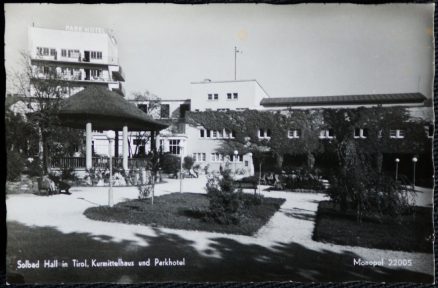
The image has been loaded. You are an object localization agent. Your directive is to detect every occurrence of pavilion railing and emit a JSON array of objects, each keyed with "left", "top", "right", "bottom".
[{"left": 50, "top": 157, "right": 151, "bottom": 169}]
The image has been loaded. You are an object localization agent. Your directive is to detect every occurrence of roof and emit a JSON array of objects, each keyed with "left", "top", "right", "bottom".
[
  {"left": 57, "top": 86, "right": 168, "bottom": 131},
  {"left": 260, "top": 93, "right": 427, "bottom": 107}
]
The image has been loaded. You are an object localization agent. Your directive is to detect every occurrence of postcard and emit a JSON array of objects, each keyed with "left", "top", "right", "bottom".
[{"left": 5, "top": 3, "right": 435, "bottom": 284}]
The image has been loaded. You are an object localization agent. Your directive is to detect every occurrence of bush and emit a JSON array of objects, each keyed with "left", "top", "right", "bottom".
[
  {"left": 183, "top": 156, "right": 194, "bottom": 171},
  {"left": 61, "top": 167, "right": 77, "bottom": 181},
  {"left": 283, "top": 168, "right": 324, "bottom": 191},
  {"left": 326, "top": 141, "right": 416, "bottom": 222},
  {"left": 160, "top": 153, "right": 180, "bottom": 174},
  {"left": 205, "top": 169, "right": 244, "bottom": 225},
  {"left": 7, "top": 151, "right": 25, "bottom": 181}
]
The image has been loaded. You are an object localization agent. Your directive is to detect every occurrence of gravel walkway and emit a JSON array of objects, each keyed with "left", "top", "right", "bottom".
[{"left": 6, "top": 177, "right": 434, "bottom": 278}]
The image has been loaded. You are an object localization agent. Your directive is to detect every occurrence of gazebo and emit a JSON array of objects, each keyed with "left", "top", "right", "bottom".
[{"left": 57, "top": 86, "right": 168, "bottom": 170}]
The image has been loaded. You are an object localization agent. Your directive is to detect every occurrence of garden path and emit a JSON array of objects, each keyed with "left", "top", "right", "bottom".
[{"left": 6, "top": 177, "right": 433, "bottom": 278}]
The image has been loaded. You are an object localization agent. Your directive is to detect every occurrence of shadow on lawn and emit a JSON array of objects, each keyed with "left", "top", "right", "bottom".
[{"left": 7, "top": 221, "right": 433, "bottom": 284}]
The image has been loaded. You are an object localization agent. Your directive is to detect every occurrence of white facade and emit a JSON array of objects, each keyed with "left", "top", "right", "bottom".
[
  {"left": 190, "top": 79, "right": 269, "bottom": 112},
  {"left": 28, "top": 26, "right": 125, "bottom": 97},
  {"left": 27, "top": 26, "right": 126, "bottom": 159}
]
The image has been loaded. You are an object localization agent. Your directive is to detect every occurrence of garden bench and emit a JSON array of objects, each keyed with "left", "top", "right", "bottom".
[{"left": 235, "top": 180, "right": 258, "bottom": 194}]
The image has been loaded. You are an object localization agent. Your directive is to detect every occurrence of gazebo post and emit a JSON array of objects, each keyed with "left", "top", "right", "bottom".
[
  {"left": 122, "top": 125, "right": 128, "bottom": 171},
  {"left": 86, "top": 122, "right": 92, "bottom": 169},
  {"left": 150, "top": 131, "right": 156, "bottom": 152}
]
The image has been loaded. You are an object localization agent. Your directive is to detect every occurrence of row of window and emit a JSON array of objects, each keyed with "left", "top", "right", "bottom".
[
  {"left": 36, "top": 47, "right": 56, "bottom": 56},
  {"left": 258, "top": 127, "right": 433, "bottom": 140},
  {"left": 90, "top": 51, "right": 103, "bottom": 59},
  {"left": 199, "top": 128, "right": 236, "bottom": 139},
  {"left": 207, "top": 93, "right": 239, "bottom": 101},
  {"left": 37, "top": 47, "right": 103, "bottom": 60},
  {"left": 210, "top": 153, "right": 242, "bottom": 162}
]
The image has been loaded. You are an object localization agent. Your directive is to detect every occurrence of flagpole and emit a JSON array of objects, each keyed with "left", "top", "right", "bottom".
[{"left": 234, "top": 46, "right": 237, "bottom": 80}]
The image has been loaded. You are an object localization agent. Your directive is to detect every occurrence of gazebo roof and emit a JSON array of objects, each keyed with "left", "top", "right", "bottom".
[{"left": 57, "top": 86, "right": 168, "bottom": 131}]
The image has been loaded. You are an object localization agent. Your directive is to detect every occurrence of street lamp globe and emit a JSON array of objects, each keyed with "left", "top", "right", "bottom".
[
  {"left": 106, "top": 130, "right": 115, "bottom": 141},
  {"left": 234, "top": 150, "right": 238, "bottom": 156},
  {"left": 412, "top": 157, "right": 418, "bottom": 163},
  {"left": 395, "top": 158, "right": 400, "bottom": 163}
]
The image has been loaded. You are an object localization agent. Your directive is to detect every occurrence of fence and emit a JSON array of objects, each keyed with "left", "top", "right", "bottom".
[{"left": 50, "top": 157, "right": 151, "bottom": 169}]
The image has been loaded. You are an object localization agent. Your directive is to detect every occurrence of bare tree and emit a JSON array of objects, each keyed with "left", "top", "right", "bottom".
[
  {"left": 130, "top": 90, "right": 162, "bottom": 157},
  {"left": 10, "top": 52, "right": 82, "bottom": 173}
]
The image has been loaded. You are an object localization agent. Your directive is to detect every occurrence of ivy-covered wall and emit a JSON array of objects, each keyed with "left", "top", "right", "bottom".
[{"left": 186, "top": 107, "right": 431, "bottom": 171}]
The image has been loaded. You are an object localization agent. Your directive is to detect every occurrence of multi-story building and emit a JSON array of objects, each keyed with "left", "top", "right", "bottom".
[
  {"left": 132, "top": 79, "right": 432, "bottom": 178},
  {"left": 28, "top": 25, "right": 125, "bottom": 97},
  {"left": 10, "top": 26, "right": 127, "bottom": 159}
]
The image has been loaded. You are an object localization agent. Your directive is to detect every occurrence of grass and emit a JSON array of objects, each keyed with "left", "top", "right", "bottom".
[
  {"left": 312, "top": 201, "right": 434, "bottom": 253},
  {"left": 84, "top": 192, "right": 285, "bottom": 236}
]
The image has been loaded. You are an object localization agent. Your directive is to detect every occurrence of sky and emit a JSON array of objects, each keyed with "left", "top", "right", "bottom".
[{"left": 4, "top": 3, "right": 435, "bottom": 100}]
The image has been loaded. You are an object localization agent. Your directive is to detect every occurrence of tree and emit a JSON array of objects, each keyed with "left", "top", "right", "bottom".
[
  {"left": 130, "top": 90, "right": 162, "bottom": 157},
  {"left": 10, "top": 52, "right": 83, "bottom": 173}
]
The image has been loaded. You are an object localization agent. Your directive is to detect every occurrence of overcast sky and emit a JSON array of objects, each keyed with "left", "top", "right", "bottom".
[{"left": 4, "top": 3, "right": 435, "bottom": 100}]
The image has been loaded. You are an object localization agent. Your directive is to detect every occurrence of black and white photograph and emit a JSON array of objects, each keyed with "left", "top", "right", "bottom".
[{"left": 4, "top": 3, "right": 435, "bottom": 284}]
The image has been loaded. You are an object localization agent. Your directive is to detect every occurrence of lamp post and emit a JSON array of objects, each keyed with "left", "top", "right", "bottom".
[
  {"left": 412, "top": 157, "right": 418, "bottom": 191},
  {"left": 179, "top": 141, "right": 185, "bottom": 193},
  {"left": 395, "top": 158, "right": 400, "bottom": 181},
  {"left": 106, "top": 131, "right": 115, "bottom": 207},
  {"left": 234, "top": 150, "right": 239, "bottom": 175}
]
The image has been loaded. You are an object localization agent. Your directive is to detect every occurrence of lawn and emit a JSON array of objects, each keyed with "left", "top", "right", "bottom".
[
  {"left": 312, "top": 201, "right": 434, "bottom": 253},
  {"left": 84, "top": 192, "right": 285, "bottom": 236}
]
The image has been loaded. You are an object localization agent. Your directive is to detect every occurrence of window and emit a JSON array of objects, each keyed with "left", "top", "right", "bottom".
[
  {"left": 137, "top": 104, "right": 148, "bottom": 113},
  {"left": 211, "top": 153, "right": 223, "bottom": 162},
  {"left": 212, "top": 130, "right": 218, "bottom": 138},
  {"left": 193, "top": 153, "right": 206, "bottom": 162},
  {"left": 90, "top": 51, "right": 103, "bottom": 59},
  {"left": 68, "top": 49, "right": 80, "bottom": 58},
  {"left": 233, "top": 154, "right": 242, "bottom": 162},
  {"left": 288, "top": 129, "right": 301, "bottom": 139},
  {"left": 354, "top": 128, "right": 368, "bottom": 139},
  {"left": 200, "top": 129, "right": 205, "bottom": 138},
  {"left": 233, "top": 93, "right": 238, "bottom": 99},
  {"left": 258, "top": 128, "right": 271, "bottom": 139},
  {"left": 227, "top": 93, "right": 232, "bottom": 100},
  {"left": 90, "top": 69, "right": 102, "bottom": 78},
  {"left": 43, "top": 48, "right": 49, "bottom": 55},
  {"left": 208, "top": 94, "right": 213, "bottom": 100},
  {"left": 214, "top": 94, "right": 218, "bottom": 100},
  {"left": 389, "top": 129, "right": 405, "bottom": 139},
  {"left": 206, "top": 130, "right": 211, "bottom": 137},
  {"left": 160, "top": 104, "right": 170, "bottom": 118},
  {"left": 231, "top": 130, "right": 236, "bottom": 138},
  {"left": 50, "top": 49, "right": 56, "bottom": 56},
  {"left": 319, "top": 129, "right": 334, "bottom": 139},
  {"left": 61, "top": 49, "right": 67, "bottom": 57},
  {"left": 169, "top": 139, "right": 181, "bottom": 155}
]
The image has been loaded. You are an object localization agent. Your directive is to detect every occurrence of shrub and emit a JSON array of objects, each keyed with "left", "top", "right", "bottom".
[
  {"left": 61, "top": 167, "right": 77, "bottom": 181},
  {"left": 205, "top": 169, "right": 244, "bottom": 225},
  {"left": 326, "top": 140, "right": 416, "bottom": 222},
  {"left": 160, "top": 153, "right": 180, "bottom": 174},
  {"left": 7, "top": 151, "right": 25, "bottom": 181},
  {"left": 183, "top": 156, "right": 194, "bottom": 171},
  {"left": 283, "top": 168, "right": 324, "bottom": 191}
]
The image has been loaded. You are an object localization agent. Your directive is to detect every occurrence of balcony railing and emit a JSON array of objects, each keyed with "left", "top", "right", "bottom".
[{"left": 50, "top": 157, "right": 151, "bottom": 169}]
